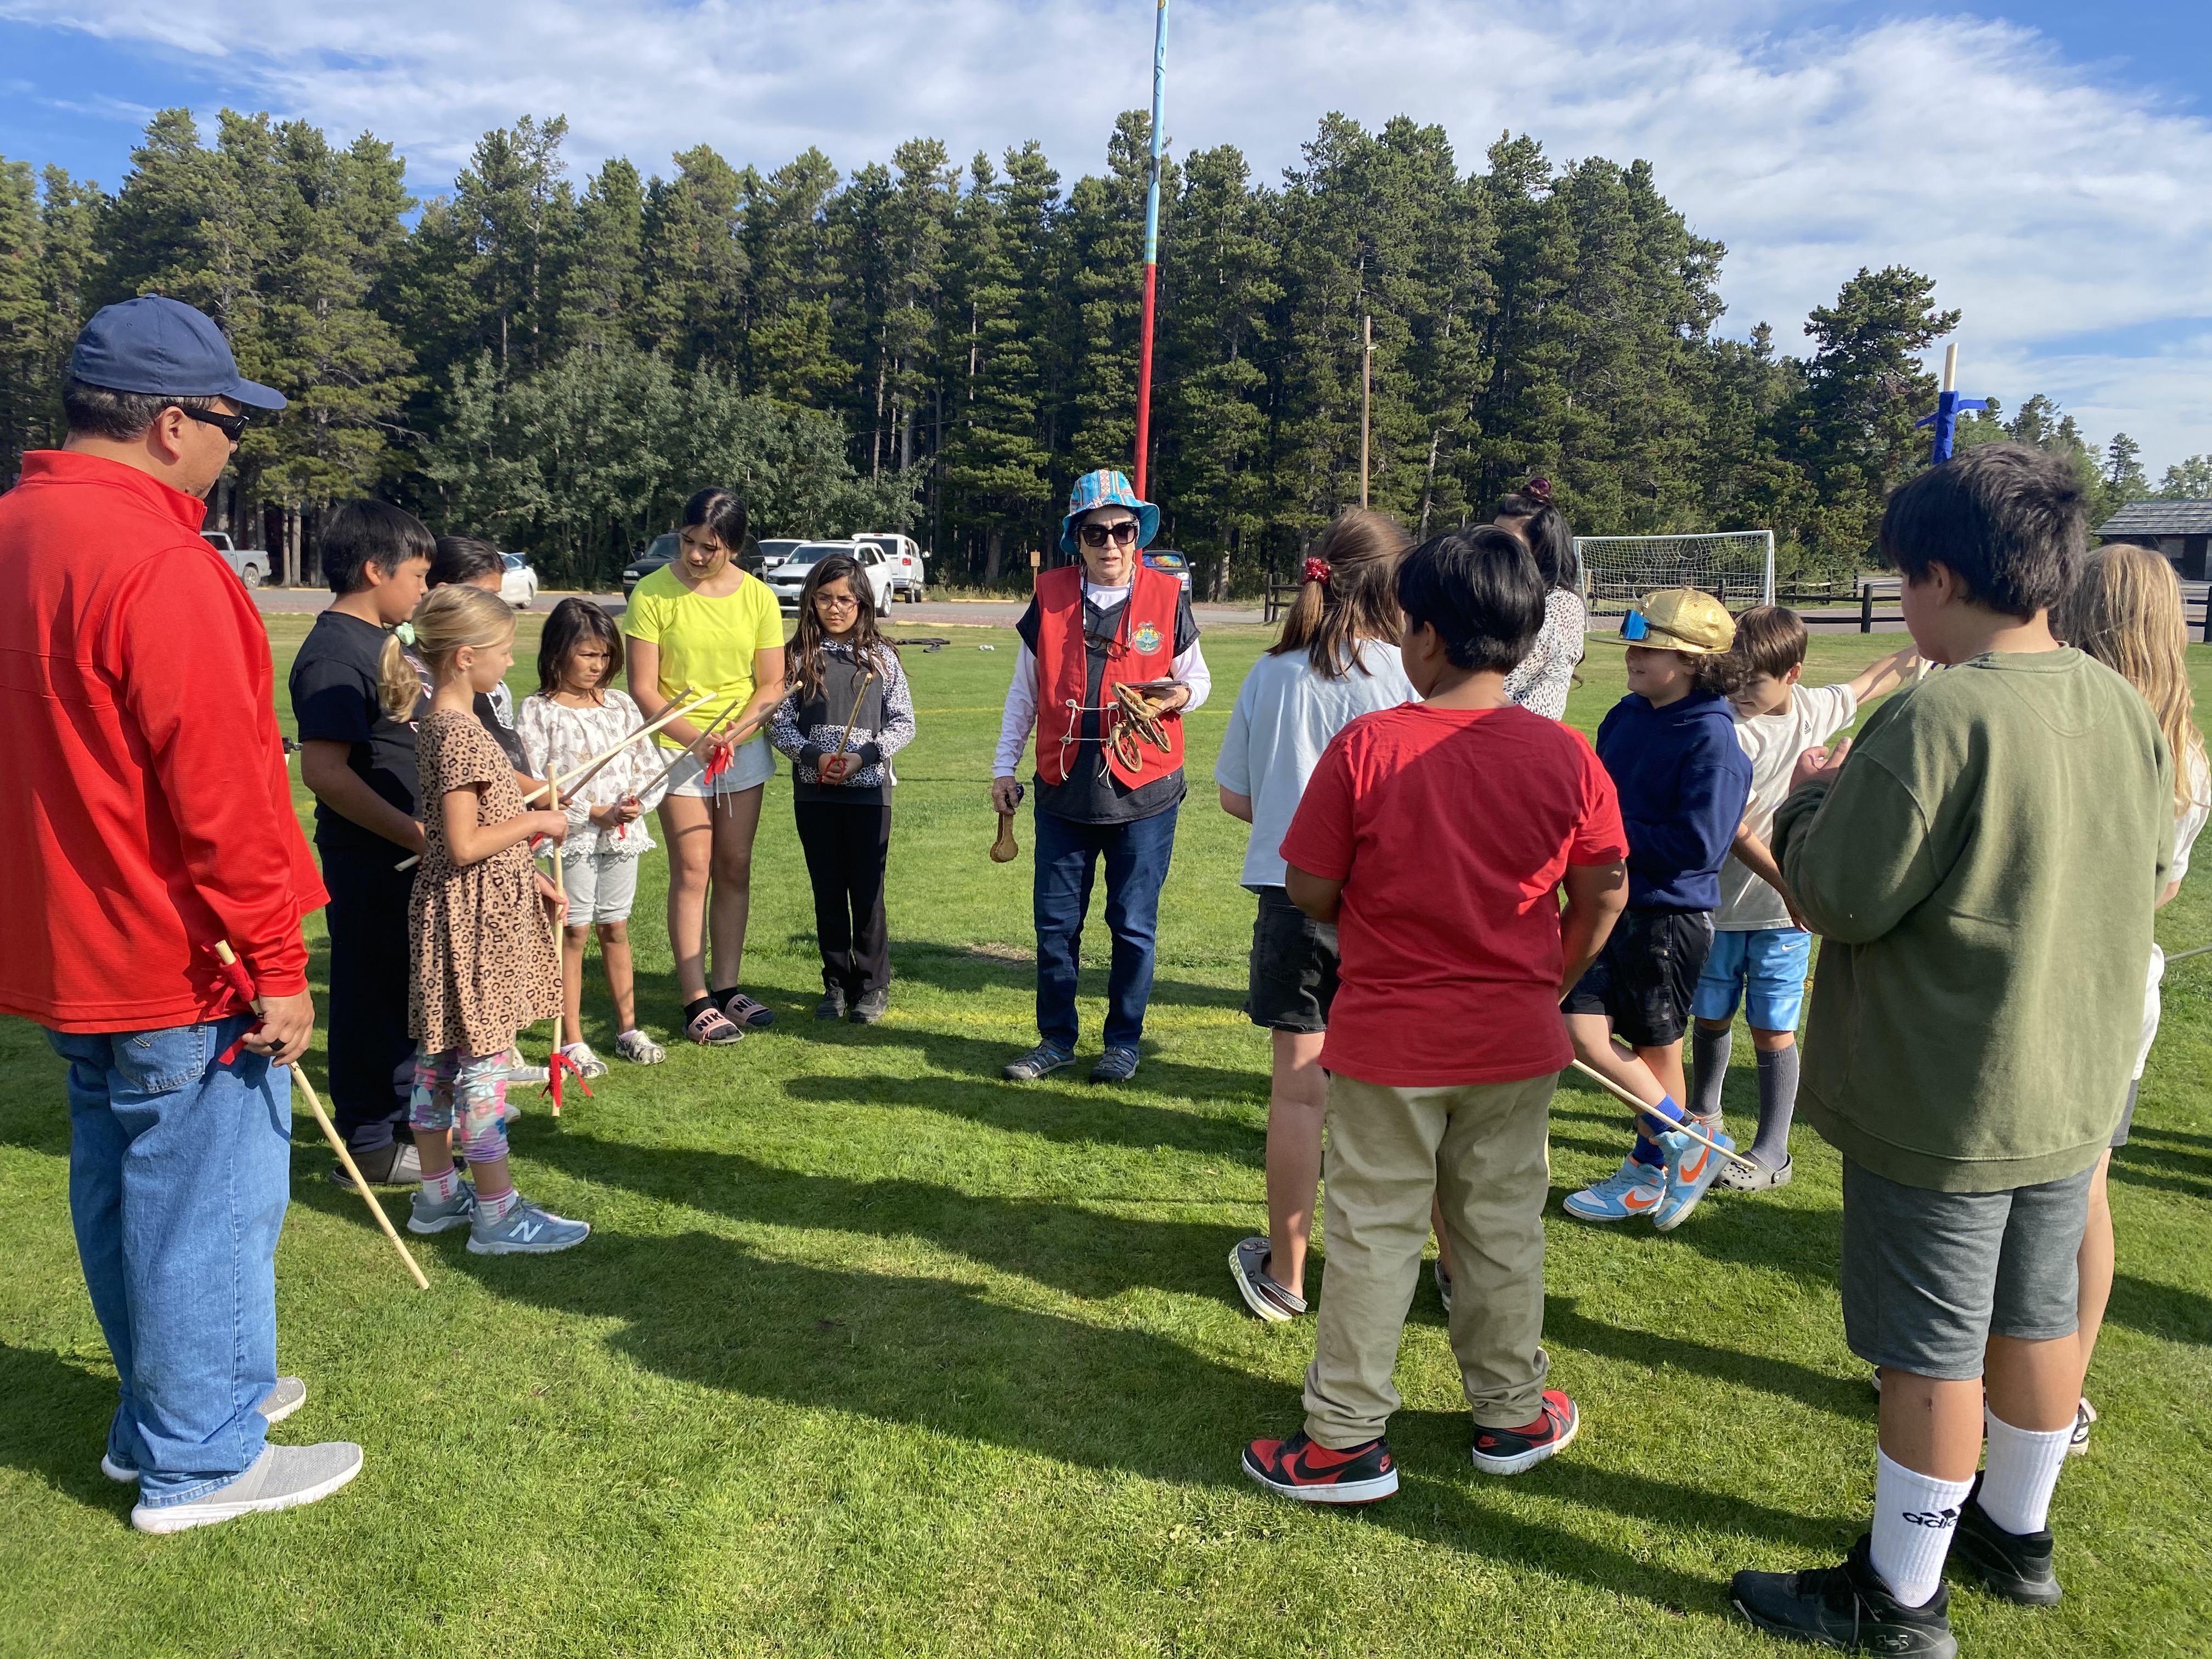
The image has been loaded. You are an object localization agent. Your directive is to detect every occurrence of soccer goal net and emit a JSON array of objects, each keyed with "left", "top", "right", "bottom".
[{"left": 1575, "top": 531, "right": 1775, "bottom": 616}]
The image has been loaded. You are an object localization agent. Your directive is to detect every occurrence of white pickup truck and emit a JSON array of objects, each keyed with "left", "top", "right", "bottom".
[{"left": 200, "top": 531, "right": 270, "bottom": 588}]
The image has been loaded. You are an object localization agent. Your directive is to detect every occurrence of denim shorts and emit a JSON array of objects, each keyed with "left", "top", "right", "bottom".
[
  {"left": 1841, "top": 1158, "right": 2096, "bottom": 1381},
  {"left": 661, "top": 733, "right": 775, "bottom": 797},
  {"left": 1245, "top": 885, "right": 1339, "bottom": 1033},
  {"left": 1690, "top": 926, "right": 1814, "bottom": 1031},
  {"left": 1561, "top": 908, "right": 1714, "bottom": 1048}
]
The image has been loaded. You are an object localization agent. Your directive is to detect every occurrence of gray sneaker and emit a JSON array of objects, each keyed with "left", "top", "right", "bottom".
[
  {"left": 331, "top": 1139, "right": 419, "bottom": 1190},
  {"left": 496, "top": 1046, "right": 550, "bottom": 1085},
  {"left": 1090, "top": 1046, "right": 1141, "bottom": 1084},
  {"left": 558, "top": 1042, "right": 608, "bottom": 1080},
  {"left": 129, "top": 1441, "right": 363, "bottom": 1534},
  {"left": 408, "top": 1178, "right": 478, "bottom": 1235},
  {"left": 468, "top": 1194, "right": 590, "bottom": 1255},
  {"left": 614, "top": 1028, "right": 667, "bottom": 1065},
  {"left": 1002, "top": 1042, "right": 1074, "bottom": 1081},
  {"left": 103, "top": 1378, "right": 309, "bottom": 1483}
]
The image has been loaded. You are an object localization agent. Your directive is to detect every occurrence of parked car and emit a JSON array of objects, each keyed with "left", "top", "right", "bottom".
[
  {"left": 754, "top": 538, "right": 804, "bottom": 573},
  {"left": 622, "top": 533, "right": 679, "bottom": 597},
  {"left": 1142, "top": 549, "right": 1192, "bottom": 595},
  {"left": 200, "top": 530, "right": 270, "bottom": 589},
  {"left": 499, "top": 551, "right": 539, "bottom": 609},
  {"left": 854, "top": 531, "right": 928, "bottom": 601},
  {"left": 766, "top": 541, "right": 895, "bottom": 614}
]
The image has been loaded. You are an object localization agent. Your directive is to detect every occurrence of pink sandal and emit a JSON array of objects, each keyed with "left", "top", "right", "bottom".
[{"left": 684, "top": 1003, "right": 745, "bottom": 1046}]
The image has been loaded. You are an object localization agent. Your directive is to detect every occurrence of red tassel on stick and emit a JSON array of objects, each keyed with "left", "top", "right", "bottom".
[{"left": 543, "top": 1047, "right": 594, "bottom": 1118}]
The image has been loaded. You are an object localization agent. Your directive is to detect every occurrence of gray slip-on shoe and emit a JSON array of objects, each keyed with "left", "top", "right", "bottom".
[
  {"left": 103, "top": 1378, "right": 310, "bottom": 1483},
  {"left": 331, "top": 1140, "right": 420, "bottom": 1190},
  {"left": 129, "top": 1441, "right": 363, "bottom": 1534}
]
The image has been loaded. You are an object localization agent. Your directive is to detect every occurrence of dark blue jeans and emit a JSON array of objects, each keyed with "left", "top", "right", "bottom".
[
  {"left": 47, "top": 1016, "right": 289, "bottom": 1505},
  {"left": 1032, "top": 802, "right": 1179, "bottom": 1053}
]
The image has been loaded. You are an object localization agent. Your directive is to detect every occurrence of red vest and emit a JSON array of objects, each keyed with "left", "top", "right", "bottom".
[{"left": 1031, "top": 563, "right": 1186, "bottom": 788}]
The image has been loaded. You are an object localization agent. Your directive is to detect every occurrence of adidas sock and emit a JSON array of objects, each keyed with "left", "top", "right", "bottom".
[
  {"left": 1751, "top": 1043, "right": 1801, "bottom": 1169},
  {"left": 1690, "top": 1025, "right": 1731, "bottom": 1121},
  {"left": 477, "top": 1185, "right": 521, "bottom": 1225},
  {"left": 420, "top": 1165, "right": 462, "bottom": 1204},
  {"left": 1978, "top": 1407, "right": 2071, "bottom": 1535},
  {"left": 1869, "top": 1448, "right": 1974, "bottom": 1608}
]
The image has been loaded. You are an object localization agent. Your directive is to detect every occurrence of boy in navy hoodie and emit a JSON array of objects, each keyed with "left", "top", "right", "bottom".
[{"left": 1562, "top": 589, "right": 1754, "bottom": 1232}]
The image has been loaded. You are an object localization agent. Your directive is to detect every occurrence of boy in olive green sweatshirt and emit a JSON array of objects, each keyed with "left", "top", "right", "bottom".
[{"left": 1728, "top": 445, "right": 2172, "bottom": 1657}]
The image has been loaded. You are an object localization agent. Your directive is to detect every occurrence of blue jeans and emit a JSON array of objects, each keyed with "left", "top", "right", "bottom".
[
  {"left": 1032, "top": 802, "right": 1179, "bottom": 1052},
  {"left": 47, "top": 1016, "right": 290, "bottom": 1505}
]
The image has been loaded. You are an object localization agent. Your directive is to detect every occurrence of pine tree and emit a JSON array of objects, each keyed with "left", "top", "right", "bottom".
[
  {"left": 738, "top": 149, "right": 844, "bottom": 404},
  {"left": 0, "top": 160, "right": 50, "bottom": 475},
  {"left": 639, "top": 144, "right": 748, "bottom": 367}
]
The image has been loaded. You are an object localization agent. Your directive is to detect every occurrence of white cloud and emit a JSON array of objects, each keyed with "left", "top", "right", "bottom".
[{"left": 8, "top": 0, "right": 2209, "bottom": 466}]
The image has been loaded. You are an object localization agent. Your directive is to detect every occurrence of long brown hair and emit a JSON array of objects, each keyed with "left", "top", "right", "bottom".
[
  {"left": 789, "top": 554, "right": 895, "bottom": 703},
  {"left": 2055, "top": 543, "right": 2207, "bottom": 814},
  {"left": 1267, "top": 508, "right": 1410, "bottom": 679}
]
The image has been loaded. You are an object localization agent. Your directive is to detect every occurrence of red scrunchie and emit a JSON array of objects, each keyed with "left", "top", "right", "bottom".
[
  {"left": 1522, "top": 476, "right": 1554, "bottom": 506},
  {"left": 1301, "top": 556, "right": 1332, "bottom": 585}
]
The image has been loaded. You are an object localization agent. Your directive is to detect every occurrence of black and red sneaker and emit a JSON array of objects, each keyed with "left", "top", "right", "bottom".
[
  {"left": 1470, "top": 1389, "right": 1579, "bottom": 1476},
  {"left": 1242, "top": 1430, "right": 1398, "bottom": 1504}
]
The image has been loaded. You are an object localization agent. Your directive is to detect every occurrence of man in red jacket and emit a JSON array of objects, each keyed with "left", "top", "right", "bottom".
[{"left": 0, "top": 295, "right": 362, "bottom": 1533}]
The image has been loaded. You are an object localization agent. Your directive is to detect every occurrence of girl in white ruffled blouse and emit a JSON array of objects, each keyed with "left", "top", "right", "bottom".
[{"left": 516, "top": 599, "right": 673, "bottom": 1074}]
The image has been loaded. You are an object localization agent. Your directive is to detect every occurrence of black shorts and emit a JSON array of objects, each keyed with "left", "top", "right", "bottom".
[
  {"left": 1246, "top": 886, "right": 1339, "bottom": 1034},
  {"left": 1561, "top": 908, "right": 1714, "bottom": 1048}
]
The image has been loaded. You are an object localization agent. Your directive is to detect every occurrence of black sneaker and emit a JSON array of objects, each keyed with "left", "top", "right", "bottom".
[
  {"left": 1731, "top": 1536, "right": 1959, "bottom": 1657},
  {"left": 1241, "top": 1429, "right": 1397, "bottom": 1505},
  {"left": 849, "top": 989, "right": 889, "bottom": 1025},
  {"left": 815, "top": 986, "right": 848, "bottom": 1020},
  {"left": 1950, "top": 1476, "right": 2061, "bottom": 1606},
  {"left": 1470, "top": 1388, "right": 1578, "bottom": 1475}
]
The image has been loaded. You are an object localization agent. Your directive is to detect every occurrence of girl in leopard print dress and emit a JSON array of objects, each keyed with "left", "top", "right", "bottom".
[{"left": 377, "top": 584, "right": 589, "bottom": 1256}]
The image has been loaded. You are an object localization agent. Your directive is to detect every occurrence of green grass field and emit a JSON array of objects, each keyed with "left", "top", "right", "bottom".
[{"left": 3, "top": 623, "right": 2208, "bottom": 1658}]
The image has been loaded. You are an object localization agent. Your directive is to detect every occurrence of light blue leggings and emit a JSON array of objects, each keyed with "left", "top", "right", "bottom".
[{"left": 409, "top": 1047, "right": 512, "bottom": 1164}]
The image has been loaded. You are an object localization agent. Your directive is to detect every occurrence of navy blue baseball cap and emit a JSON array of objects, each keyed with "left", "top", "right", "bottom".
[{"left": 68, "top": 295, "right": 287, "bottom": 410}]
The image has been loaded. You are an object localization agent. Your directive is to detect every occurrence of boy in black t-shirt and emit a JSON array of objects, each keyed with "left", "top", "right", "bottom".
[{"left": 290, "top": 503, "right": 432, "bottom": 1186}]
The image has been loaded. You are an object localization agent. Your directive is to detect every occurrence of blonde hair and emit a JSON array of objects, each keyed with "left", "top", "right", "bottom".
[
  {"left": 377, "top": 585, "right": 516, "bottom": 718},
  {"left": 2055, "top": 542, "right": 2207, "bottom": 814}
]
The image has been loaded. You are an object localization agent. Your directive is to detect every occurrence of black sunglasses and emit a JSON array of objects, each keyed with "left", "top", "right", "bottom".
[
  {"left": 179, "top": 405, "right": 251, "bottom": 443},
  {"left": 1079, "top": 521, "right": 1139, "bottom": 548}
]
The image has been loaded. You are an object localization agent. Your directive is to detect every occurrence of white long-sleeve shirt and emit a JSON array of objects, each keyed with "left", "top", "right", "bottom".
[{"left": 994, "top": 580, "right": 1211, "bottom": 776}]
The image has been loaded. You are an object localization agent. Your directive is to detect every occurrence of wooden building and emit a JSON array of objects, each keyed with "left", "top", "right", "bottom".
[{"left": 2098, "top": 501, "right": 2212, "bottom": 579}]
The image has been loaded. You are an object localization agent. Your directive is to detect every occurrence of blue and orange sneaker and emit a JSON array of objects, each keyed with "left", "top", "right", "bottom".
[
  {"left": 1562, "top": 1154, "right": 1666, "bottom": 1223},
  {"left": 1471, "top": 1388, "right": 1579, "bottom": 1476},
  {"left": 1652, "top": 1121, "right": 1735, "bottom": 1232},
  {"left": 1242, "top": 1430, "right": 1398, "bottom": 1504}
]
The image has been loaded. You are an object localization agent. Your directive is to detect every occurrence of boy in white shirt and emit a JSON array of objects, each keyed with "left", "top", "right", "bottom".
[{"left": 1690, "top": 608, "right": 1918, "bottom": 1186}]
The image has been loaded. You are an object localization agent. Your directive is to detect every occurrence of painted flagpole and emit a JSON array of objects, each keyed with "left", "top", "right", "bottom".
[{"left": 1132, "top": 0, "right": 1169, "bottom": 498}]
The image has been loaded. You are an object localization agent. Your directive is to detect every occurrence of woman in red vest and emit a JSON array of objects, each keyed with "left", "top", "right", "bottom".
[{"left": 992, "top": 470, "right": 1211, "bottom": 1082}]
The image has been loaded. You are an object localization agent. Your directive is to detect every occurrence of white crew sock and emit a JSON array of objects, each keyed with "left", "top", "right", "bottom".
[
  {"left": 478, "top": 1185, "right": 521, "bottom": 1225},
  {"left": 420, "top": 1165, "right": 461, "bottom": 1204},
  {"left": 1978, "top": 1407, "right": 2072, "bottom": 1535},
  {"left": 1869, "top": 1448, "right": 1974, "bottom": 1608}
]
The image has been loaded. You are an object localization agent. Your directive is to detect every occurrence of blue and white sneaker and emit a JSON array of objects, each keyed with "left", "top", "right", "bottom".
[
  {"left": 1562, "top": 1155, "right": 1667, "bottom": 1223},
  {"left": 467, "top": 1195, "right": 590, "bottom": 1255},
  {"left": 408, "top": 1178, "right": 478, "bottom": 1235},
  {"left": 1652, "top": 1122, "right": 1735, "bottom": 1233}
]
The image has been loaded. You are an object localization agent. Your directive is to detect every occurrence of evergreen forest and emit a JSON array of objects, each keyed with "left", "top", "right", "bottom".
[{"left": 1, "top": 107, "right": 2198, "bottom": 591}]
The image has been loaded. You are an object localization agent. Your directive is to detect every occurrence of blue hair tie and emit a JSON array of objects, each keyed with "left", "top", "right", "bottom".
[{"left": 392, "top": 622, "right": 416, "bottom": 647}]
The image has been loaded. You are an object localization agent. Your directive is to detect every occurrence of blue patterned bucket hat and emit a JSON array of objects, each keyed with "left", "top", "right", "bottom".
[{"left": 1058, "top": 469, "right": 1160, "bottom": 557}]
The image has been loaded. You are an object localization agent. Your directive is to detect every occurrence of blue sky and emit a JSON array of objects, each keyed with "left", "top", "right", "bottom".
[{"left": 3, "top": 1, "right": 2207, "bottom": 472}]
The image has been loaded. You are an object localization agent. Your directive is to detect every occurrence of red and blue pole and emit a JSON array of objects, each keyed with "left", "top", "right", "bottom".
[{"left": 1132, "top": 0, "right": 1169, "bottom": 498}]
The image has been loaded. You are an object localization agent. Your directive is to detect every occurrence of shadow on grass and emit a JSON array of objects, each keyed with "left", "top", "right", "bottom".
[
  {"left": 0, "top": 1344, "right": 126, "bottom": 1520},
  {"left": 2107, "top": 1271, "right": 2212, "bottom": 1346},
  {"left": 466, "top": 1227, "right": 1826, "bottom": 1612},
  {"left": 522, "top": 1132, "right": 1250, "bottom": 1301}
]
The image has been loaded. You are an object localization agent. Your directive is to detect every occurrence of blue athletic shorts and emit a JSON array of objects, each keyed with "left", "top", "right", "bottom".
[{"left": 1690, "top": 927, "right": 1813, "bottom": 1031}]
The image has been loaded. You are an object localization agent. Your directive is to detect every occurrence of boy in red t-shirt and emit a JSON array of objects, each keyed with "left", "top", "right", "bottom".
[{"left": 1241, "top": 527, "right": 1630, "bottom": 1504}]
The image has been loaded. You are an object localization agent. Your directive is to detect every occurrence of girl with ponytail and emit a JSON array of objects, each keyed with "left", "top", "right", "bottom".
[
  {"left": 1218, "top": 509, "right": 1418, "bottom": 1322},
  {"left": 1494, "top": 478, "right": 1585, "bottom": 720}
]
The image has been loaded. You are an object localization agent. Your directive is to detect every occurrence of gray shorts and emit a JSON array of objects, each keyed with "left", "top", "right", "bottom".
[{"left": 1841, "top": 1158, "right": 2095, "bottom": 1381}]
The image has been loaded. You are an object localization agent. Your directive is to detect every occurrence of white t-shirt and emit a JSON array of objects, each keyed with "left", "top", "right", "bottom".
[
  {"left": 1714, "top": 681, "right": 1860, "bottom": 932},
  {"left": 1214, "top": 641, "right": 1418, "bottom": 888},
  {"left": 2135, "top": 741, "right": 2210, "bottom": 1079}
]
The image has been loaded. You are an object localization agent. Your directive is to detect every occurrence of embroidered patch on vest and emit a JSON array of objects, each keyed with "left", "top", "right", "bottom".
[{"left": 1132, "top": 622, "right": 1163, "bottom": 654}]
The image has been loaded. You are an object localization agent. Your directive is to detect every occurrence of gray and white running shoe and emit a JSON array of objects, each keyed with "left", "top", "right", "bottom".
[
  {"left": 614, "top": 1028, "right": 666, "bottom": 1065},
  {"left": 103, "top": 1379, "right": 308, "bottom": 1483},
  {"left": 129, "top": 1441, "right": 363, "bottom": 1534},
  {"left": 408, "top": 1179, "right": 478, "bottom": 1235},
  {"left": 468, "top": 1195, "right": 590, "bottom": 1255}
]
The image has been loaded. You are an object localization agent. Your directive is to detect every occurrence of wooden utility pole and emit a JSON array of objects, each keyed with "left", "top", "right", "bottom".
[{"left": 1359, "top": 313, "right": 1373, "bottom": 508}]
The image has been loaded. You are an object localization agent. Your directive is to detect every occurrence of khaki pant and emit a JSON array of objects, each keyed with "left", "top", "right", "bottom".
[{"left": 1303, "top": 1070, "right": 1557, "bottom": 1448}]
